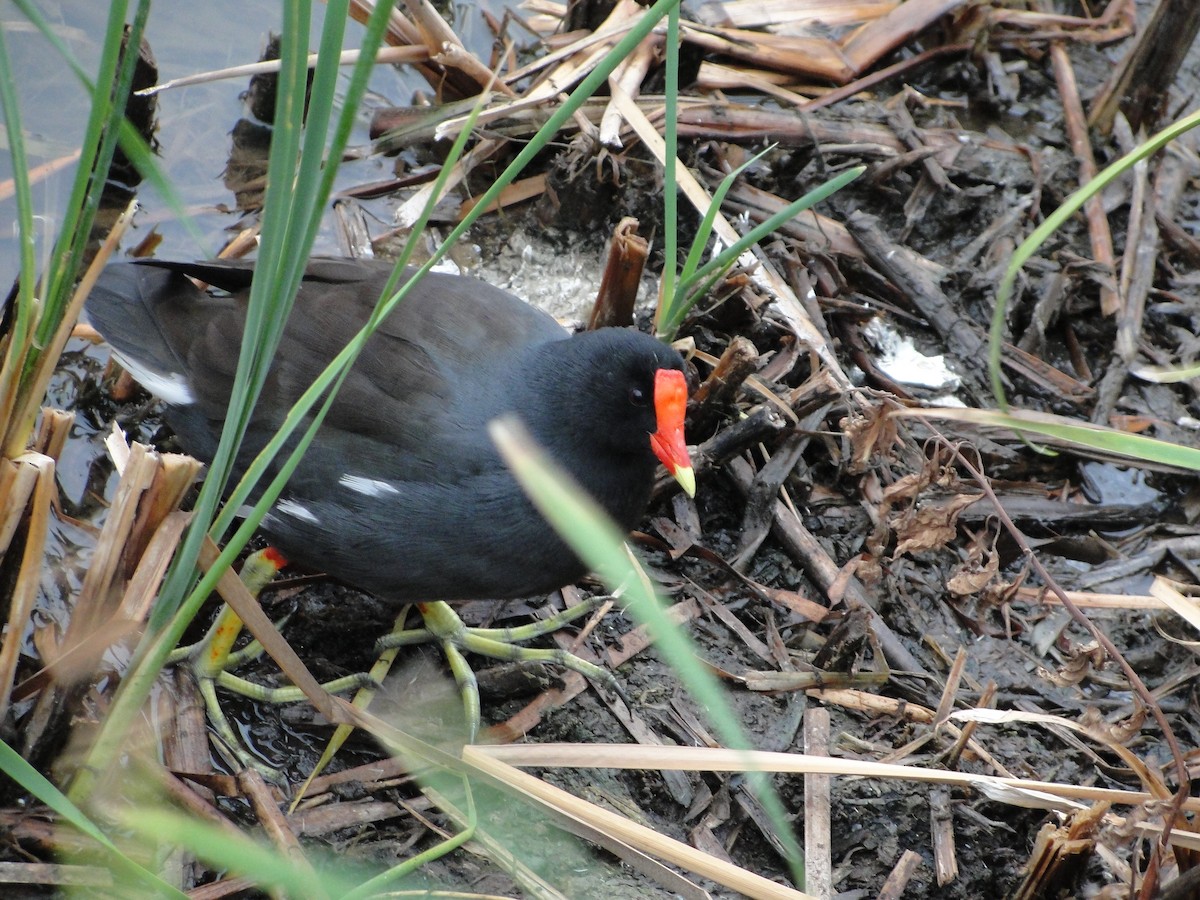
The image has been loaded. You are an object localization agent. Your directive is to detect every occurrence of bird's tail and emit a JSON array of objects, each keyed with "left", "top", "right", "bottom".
[{"left": 85, "top": 263, "right": 205, "bottom": 406}]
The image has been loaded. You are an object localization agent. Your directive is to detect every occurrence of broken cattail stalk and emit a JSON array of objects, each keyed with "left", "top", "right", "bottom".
[
  {"left": 121, "top": 454, "right": 203, "bottom": 582},
  {"left": 0, "top": 455, "right": 42, "bottom": 561},
  {"left": 1011, "top": 803, "right": 1108, "bottom": 900},
  {"left": 589, "top": 218, "right": 648, "bottom": 330},
  {"left": 16, "top": 438, "right": 199, "bottom": 763},
  {"left": 0, "top": 452, "right": 57, "bottom": 721},
  {"left": 690, "top": 336, "right": 759, "bottom": 434},
  {"left": 32, "top": 409, "right": 74, "bottom": 461}
]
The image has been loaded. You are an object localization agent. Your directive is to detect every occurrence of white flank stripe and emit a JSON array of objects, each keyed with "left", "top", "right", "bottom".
[
  {"left": 339, "top": 473, "right": 400, "bottom": 497},
  {"left": 275, "top": 498, "right": 319, "bottom": 524}
]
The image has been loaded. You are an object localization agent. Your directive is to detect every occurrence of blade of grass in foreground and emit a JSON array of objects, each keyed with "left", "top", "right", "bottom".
[
  {"left": 898, "top": 406, "right": 1200, "bottom": 472},
  {"left": 988, "top": 105, "right": 1200, "bottom": 410},
  {"left": 118, "top": 807, "right": 368, "bottom": 898},
  {"left": 0, "top": 740, "right": 185, "bottom": 898},
  {"left": 490, "top": 415, "right": 805, "bottom": 888},
  {"left": 658, "top": 166, "right": 864, "bottom": 341},
  {"left": 72, "top": 0, "right": 398, "bottom": 803}
]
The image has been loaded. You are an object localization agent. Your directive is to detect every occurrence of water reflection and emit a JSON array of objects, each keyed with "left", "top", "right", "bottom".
[{"left": 0, "top": 0, "right": 414, "bottom": 287}]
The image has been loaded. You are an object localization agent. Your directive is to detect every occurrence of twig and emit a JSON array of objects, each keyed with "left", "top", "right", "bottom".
[
  {"left": 926, "top": 428, "right": 1189, "bottom": 899},
  {"left": 1045, "top": 12, "right": 1118, "bottom": 316}
]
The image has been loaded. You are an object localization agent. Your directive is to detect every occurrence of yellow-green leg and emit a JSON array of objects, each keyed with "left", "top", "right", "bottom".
[
  {"left": 174, "top": 551, "right": 622, "bottom": 769},
  {"left": 168, "top": 550, "right": 372, "bottom": 778},
  {"left": 379, "top": 597, "right": 621, "bottom": 741}
]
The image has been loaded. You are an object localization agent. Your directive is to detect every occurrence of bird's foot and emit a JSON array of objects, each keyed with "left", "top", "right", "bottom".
[
  {"left": 172, "top": 553, "right": 622, "bottom": 775},
  {"left": 169, "top": 550, "right": 373, "bottom": 781},
  {"left": 376, "top": 597, "right": 623, "bottom": 741}
]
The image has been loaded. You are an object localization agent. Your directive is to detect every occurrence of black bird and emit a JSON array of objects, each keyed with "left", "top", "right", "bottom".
[
  {"left": 86, "top": 257, "right": 694, "bottom": 604},
  {"left": 88, "top": 257, "right": 696, "bottom": 749}
]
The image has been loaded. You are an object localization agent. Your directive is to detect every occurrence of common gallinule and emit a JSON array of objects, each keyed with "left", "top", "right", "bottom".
[{"left": 87, "top": 256, "right": 695, "bottom": 740}]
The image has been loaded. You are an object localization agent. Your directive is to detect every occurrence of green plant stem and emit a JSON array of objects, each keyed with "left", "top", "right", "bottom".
[
  {"left": 989, "top": 106, "right": 1200, "bottom": 409},
  {"left": 659, "top": 165, "right": 864, "bottom": 340},
  {"left": 658, "top": 5, "right": 680, "bottom": 325},
  {"left": 492, "top": 417, "right": 806, "bottom": 887}
]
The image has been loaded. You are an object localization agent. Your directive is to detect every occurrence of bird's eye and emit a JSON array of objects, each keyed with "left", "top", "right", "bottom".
[{"left": 628, "top": 385, "right": 648, "bottom": 406}]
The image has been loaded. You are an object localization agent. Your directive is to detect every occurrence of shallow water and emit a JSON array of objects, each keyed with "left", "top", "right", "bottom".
[{"left": 1, "top": 0, "right": 419, "bottom": 285}]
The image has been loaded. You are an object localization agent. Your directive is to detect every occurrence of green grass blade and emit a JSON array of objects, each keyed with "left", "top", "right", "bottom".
[
  {"left": 676, "top": 143, "right": 776, "bottom": 287},
  {"left": 989, "top": 106, "right": 1200, "bottom": 409},
  {"left": 0, "top": 21, "right": 38, "bottom": 369},
  {"left": 119, "top": 807, "right": 367, "bottom": 897},
  {"left": 659, "top": 5, "right": 681, "bottom": 321},
  {"left": 1132, "top": 361, "right": 1200, "bottom": 383},
  {"left": 659, "top": 165, "right": 863, "bottom": 338},
  {"left": 41, "top": 0, "right": 151, "bottom": 344},
  {"left": 0, "top": 740, "right": 186, "bottom": 898},
  {"left": 491, "top": 416, "right": 806, "bottom": 888},
  {"left": 901, "top": 406, "right": 1200, "bottom": 471}
]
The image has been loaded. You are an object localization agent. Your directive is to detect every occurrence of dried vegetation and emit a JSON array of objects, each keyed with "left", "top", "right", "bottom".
[{"left": 2, "top": 0, "right": 1200, "bottom": 897}]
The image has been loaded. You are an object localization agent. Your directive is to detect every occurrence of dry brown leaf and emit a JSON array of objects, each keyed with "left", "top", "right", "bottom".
[
  {"left": 1077, "top": 707, "right": 1145, "bottom": 746},
  {"left": 1038, "top": 643, "right": 1106, "bottom": 687},
  {"left": 880, "top": 469, "right": 934, "bottom": 505},
  {"left": 946, "top": 546, "right": 1000, "bottom": 596},
  {"left": 842, "top": 405, "right": 900, "bottom": 474},
  {"left": 893, "top": 494, "right": 981, "bottom": 557},
  {"left": 947, "top": 523, "right": 1001, "bottom": 596}
]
